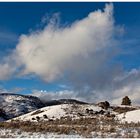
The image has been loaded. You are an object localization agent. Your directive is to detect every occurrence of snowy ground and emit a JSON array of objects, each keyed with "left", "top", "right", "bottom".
[
  {"left": 0, "top": 127, "right": 140, "bottom": 138},
  {"left": 0, "top": 128, "right": 82, "bottom": 138},
  {"left": 1, "top": 103, "right": 140, "bottom": 138},
  {"left": 117, "top": 109, "right": 140, "bottom": 123}
]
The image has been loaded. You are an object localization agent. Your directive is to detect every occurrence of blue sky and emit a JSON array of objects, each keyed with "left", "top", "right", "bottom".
[{"left": 0, "top": 2, "right": 140, "bottom": 103}]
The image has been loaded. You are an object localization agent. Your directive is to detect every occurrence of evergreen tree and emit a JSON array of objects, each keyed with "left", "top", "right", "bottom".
[{"left": 121, "top": 96, "right": 131, "bottom": 106}]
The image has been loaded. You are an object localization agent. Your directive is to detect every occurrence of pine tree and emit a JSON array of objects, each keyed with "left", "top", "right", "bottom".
[{"left": 121, "top": 96, "right": 131, "bottom": 106}]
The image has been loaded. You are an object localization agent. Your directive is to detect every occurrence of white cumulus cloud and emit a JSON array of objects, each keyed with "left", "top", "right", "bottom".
[
  {"left": 0, "top": 3, "right": 140, "bottom": 105},
  {"left": 15, "top": 3, "right": 115, "bottom": 83}
]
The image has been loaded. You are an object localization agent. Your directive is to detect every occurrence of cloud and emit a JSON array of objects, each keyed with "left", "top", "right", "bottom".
[
  {"left": 111, "top": 69, "right": 140, "bottom": 105},
  {"left": 31, "top": 90, "right": 78, "bottom": 102},
  {"left": 0, "top": 64, "right": 14, "bottom": 80},
  {"left": 31, "top": 89, "right": 99, "bottom": 103},
  {"left": 0, "top": 86, "right": 25, "bottom": 94},
  {"left": 0, "top": 4, "right": 117, "bottom": 83},
  {"left": 0, "top": 49, "right": 20, "bottom": 80},
  {"left": 31, "top": 69, "right": 140, "bottom": 105},
  {"left": 15, "top": 3, "right": 116, "bottom": 83},
  {"left": 58, "top": 84, "right": 69, "bottom": 89},
  {"left": 0, "top": 3, "right": 140, "bottom": 104},
  {"left": 111, "top": 84, "right": 140, "bottom": 105}
]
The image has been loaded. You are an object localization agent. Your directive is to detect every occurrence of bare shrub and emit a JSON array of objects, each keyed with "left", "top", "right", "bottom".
[
  {"left": 36, "top": 116, "right": 40, "bottom": 121},
  {"left": 43, "top": 114, "right": 48, "bottom": 119}
]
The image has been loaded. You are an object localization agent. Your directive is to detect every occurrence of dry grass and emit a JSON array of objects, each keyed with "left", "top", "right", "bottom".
[
  {"left": 0, "top": 117, "right": 114, "bottom": 136},
  {"left": 0, "top": 116, "right": 140, "bottom": 138}
]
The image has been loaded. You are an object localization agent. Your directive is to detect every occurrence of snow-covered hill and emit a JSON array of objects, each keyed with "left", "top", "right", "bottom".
[
  {"left": 0, "top": 93, "right": 45, "bottom": 121},
  {"left": 3, "top": 102, "right": 140, "bottom": 138},
  {"left": 1, "top": 92, "right": 139, "bottom": 124},
  {"left": 10, "top": 103, "right": 112, "bottom": 122},
  {"left": 117, "top": 109, "right": 140, "bottom": 123},
  {"left": 0, "top": 93, "right": 92, "bottom": 122}
]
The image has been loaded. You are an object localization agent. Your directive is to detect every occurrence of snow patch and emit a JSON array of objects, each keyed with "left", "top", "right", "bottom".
[{"left": 117, "top": 109, "right": 140, "bottom": 123}]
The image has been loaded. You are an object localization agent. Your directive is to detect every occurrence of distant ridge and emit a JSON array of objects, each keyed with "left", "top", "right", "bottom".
[
  {"left": 0, "top": 93, "right": 45, "bottom": 121},
  {"left": 43, "top": 99, "right": 88, "bottom": 106}
]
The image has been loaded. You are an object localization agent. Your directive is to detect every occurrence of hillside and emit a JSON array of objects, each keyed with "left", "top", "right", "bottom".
[
  {"left": 0, "top": 93, "right": 140, "bottom": 138},
  {"left": 44, "top": 99, "right": 88, "bottom": 106},
  {"left": 3, "top": 103, "right": 140, "bottom": 138},
  {"left": 10, "top": 103, "right": 114, "bottom": 122},
  {"left": 117, "top": 109, "right": 140, "bottom": 123},
  {"left": 0, "top": 93, "right": 90, "bottom": 121},
  {"left": 0, "top": 93, "right": 45, "bottom": 121}
]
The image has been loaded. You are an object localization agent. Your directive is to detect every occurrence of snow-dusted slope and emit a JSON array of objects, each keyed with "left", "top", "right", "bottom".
[
  {"left": 0, "top": 93, "right": 44, "bottom": 121},
  {"left": 117, "top": 109, "right": 140, "bottom": 123},
  {"left": 11, "top": 104, "right": 103, "bottom": 122}
]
